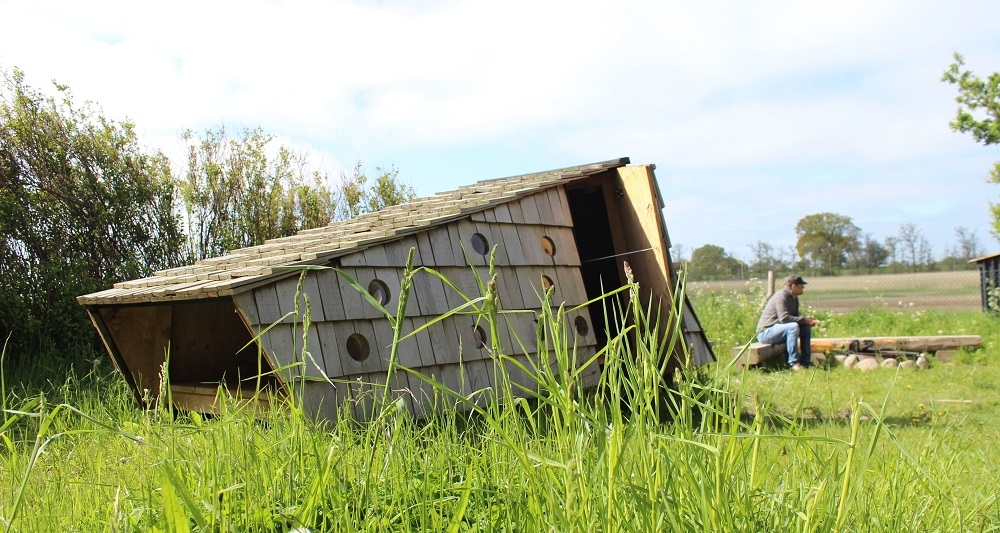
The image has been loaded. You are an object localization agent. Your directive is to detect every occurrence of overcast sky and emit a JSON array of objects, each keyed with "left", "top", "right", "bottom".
[{"left": 2, "top": 0, "right": 999, "bottom": 262}]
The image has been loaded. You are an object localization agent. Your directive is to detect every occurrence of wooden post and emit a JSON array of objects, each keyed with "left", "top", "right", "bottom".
[{"left": 766, "top": 271, "right": 775, "bottom": 298}]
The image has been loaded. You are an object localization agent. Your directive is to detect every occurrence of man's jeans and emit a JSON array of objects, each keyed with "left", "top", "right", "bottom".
[{"left": 758, "top": 322, "right": 811, "bottom": 367}]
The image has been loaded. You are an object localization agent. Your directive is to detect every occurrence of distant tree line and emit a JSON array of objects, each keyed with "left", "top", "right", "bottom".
[
  {"left": 676, "top": 212, "right": 983, "bottom": 281},
  {"left": 0, "top": 68, "right": 414, "bottom": 359}
]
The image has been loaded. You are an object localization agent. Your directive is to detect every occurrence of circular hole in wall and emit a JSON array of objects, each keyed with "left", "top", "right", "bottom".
[
  {"left": 346, "top": 333, "right": 370, "bottom": 362},
  {"left": 368, "top": 279, "right": 391, "bottom": 306},
  {"left": 470, "top": 233, "right": 489, "bottom": 256},
  {"left": 541, "top": 275, "right": 554, "bottom": 291},
  {"left": 469, "top": 324, "right": 487, "bottom": 349},
  {"left": 541, "top": 236, "right": 556, "bottom": 257},
  {"left": 574, "top": 316, "right": 590, "bottom": 337}
]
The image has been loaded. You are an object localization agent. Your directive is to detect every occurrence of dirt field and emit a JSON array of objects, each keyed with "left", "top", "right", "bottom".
[{"left": 688, "top": 270, "right": 982, "bottom": 313}]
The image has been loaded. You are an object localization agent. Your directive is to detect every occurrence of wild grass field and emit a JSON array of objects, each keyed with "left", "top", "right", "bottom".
[{"left": 1, "top": 271, "right": 998, "bottom": 531}]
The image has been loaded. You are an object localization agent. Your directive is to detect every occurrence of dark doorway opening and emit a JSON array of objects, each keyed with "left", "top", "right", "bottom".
[{"left": 566, "top": 184, "right": 623, "bottom": 346}]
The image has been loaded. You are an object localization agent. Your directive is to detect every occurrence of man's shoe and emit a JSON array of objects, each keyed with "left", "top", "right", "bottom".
[{"left": 791, "top": 363, "right": 805, "bottom": 371}]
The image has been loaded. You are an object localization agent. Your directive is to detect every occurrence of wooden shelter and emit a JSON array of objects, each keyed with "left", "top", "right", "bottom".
[
  {"left": 970, "top": 251, "right": 1000, "bottom": 312},
  {"left": 78, "top": 158, "right": 714, "bottom": 420}
]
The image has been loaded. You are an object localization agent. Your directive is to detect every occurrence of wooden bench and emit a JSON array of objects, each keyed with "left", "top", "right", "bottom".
[{"left": 731, "top": 342, "right": 787, "bottom": 369}]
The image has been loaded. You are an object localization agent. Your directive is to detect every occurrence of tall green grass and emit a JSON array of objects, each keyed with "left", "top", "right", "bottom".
[{"left": 0, "top": 263, "right": 998, "bottom": 530}]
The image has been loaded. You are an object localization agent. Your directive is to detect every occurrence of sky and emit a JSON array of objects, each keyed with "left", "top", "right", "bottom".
[{"left": 2, "top": 0, "right": 999, "bottom": 263}]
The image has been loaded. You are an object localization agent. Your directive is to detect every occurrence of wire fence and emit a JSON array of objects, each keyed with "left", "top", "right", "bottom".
[{"left": 686, "top": 270, "right": 983, "bottom": 313}]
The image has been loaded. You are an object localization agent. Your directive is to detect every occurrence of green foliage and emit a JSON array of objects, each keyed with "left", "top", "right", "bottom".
[
  {"left": 179, "top": 126, "right": 338, "bottom": 260},
  {"left": 336, "top": 160, "right": 415, "bottom": 221},
  {"left": 0, "top": 67, "right": 185, "bottom": 356},
  {"left": 687, "top": 243, "right": 747, "bottom": 280},
  {"left": 942, "top": 52, "right": 1000, "bottom": 238},
  {"left": 795, "top": 212, "right": 861, "bottom": 274}
]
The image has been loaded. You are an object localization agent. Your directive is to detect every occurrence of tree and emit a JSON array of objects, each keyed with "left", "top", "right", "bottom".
[
  {"left": 179, "top": 126, "right": 339, "bottom": 260},
  {"left": 336, "top": 161, "right": 415, "bottom": 221},
  {"left": 0, "top": 67, "right": 185, "bottom": 356},
  {"left": 942, "top": 53, "right": 1000, "bottom": 238},
  {"left": 687, "top": 244, "right": 747, "bottom": 280},
  {"left": 847, "top": 233, "right": 888, "bottom": 273},
  {"left": 794, "top": 213, "right": 861, "bottom": 274},
  {"left": 747, "top": 240, "right": 788, "bottom": 276},
  {"left": 955, "top": 226, "right": 982, "bottom": 259},
  {"left": 897, "top": 223, "right": 929, "bottom": 271}
]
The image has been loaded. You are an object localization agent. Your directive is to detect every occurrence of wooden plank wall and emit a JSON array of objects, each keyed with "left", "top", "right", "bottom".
[{"left": 231, "top": 186, "right": 603, "bottom": 420}]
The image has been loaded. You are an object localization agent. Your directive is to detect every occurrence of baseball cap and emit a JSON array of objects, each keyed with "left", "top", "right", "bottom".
[{"left": 785, "top": 274, "right": 807, "bottom": 286}]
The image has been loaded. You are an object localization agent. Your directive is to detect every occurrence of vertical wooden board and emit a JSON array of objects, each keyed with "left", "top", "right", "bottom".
[
  {"left": 385, "top": 236, "right": 421, "bottom": 267},
  {"left": 537, "top": 266, "right": 566, "bottom": 306},
  {"left": 338, "top": 267, "right": 381, "bottom": 320},
  {"left": 363, "top": 245, "right": 390, "bottom": 267},
  {"left": 416, "top": 231, "right": 437, "bottom": 266},
  {"left": 411, "top": 268, "right": 449, "bottom": 316},
  {"left": 406, "top": 317, "right": 437, "bottom": 367},
  {"left": 554, "top": 186, "right": 574, "bottom": 227},
  {"left": 470, "top": 211, "right": 486, "bottom": 222},
  {"left": 494, "top": 311, "right": 519, "bottom": 356},
  {"left": 515, "top": 225, "right": 547, "bottom": 265},
  {"left": 533, "top": 191, "right": 556, "bottom": 226},
  {"left": 338, "top": 249, "right": 367, "bottom": 267},
  {"left": 99, "top": 305, "right": 172, "bottom": 398},
  {"left": 518, "top": 194, "right": 542, "bottom": 225},
  {"left": 483, "top": 209, "right": 497, "bottom": 223},
  {"left": 316, "top": 269, "right": 347, "bottom": 322},
  {"left": 493, "top": 203, "right": 513, "bottom": 224},
  {"left": 426, "top": 315, "right": 461, "bottom": 366},
  {"left": 356, "top": 319, "right": 386, "bottom": 374},
  {"left": 300, "top": 273, "right": 326, "bottom": 322},
  {"left": 493, "top": 267, "right": 525, "bottom": 311},
  {"left": 504, "top": 310, "right": 538, "bottom": 356},
  {"left": 476, "top": 222, "right": 509, "bottom": 266},
  {"left": 301, "top": 325, "right": 326, "bottom": 379},
  {"left": 447, "top": 223, "right": 470, "bottom": 267},
  {"left": 428, "top": 226, "right": 456, "bottom": 266},
  {"left": 315, "top": 322, "right": 345, "bottom": 378},
  {"left": 369, "top": 316, "right": 397, "bottom": 370},
  {"left": 498, "top": 224, "right": 526, "bottom": 265},
  {"left": 261, "top": 323, "right": 300, "bottom": 379},
  {"left": 506, "top": 200, "right": 525, "bottom": 224},
  {"left": 331, "top": 321, "right": 367, "bottom": 377},
  {"left": 456, "top": 219, "right": 489, "bottom": 267},
  {"left": 303, "top": 381, "right": 340, "bottom": 424},
  {"left": 254, "top": 285, "right": 283, "bottom": 325},
  {"left": 274, "top": 276, "right": 303, "bottom": 324},
  {"left": 576, "top": 346, "right": 602, "bottom": 389},
  {"left": 373, "top": 267, "right": 405, "bottom": 316},
  {"left": 393, "top": 319, "right": 422, "bottom": 369},
  {"left": 461, "top": 359, "right": 490, "bottom": 407},
  {"left": 514, "top": 267, "right": 544, "bottom": 309},
  {"left": 233, "top": 291, "right": 261, "bottom": 325},
  {"left": 557, "top": 266, "right": 589, "bottom": 306},
  {"left": 544, "top": 226, "right": 578, "bottom": 267}
]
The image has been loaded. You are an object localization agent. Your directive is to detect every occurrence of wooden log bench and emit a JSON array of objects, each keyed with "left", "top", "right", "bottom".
[{"left": 731, "top": 335, "right": 982, "bottom": 369}]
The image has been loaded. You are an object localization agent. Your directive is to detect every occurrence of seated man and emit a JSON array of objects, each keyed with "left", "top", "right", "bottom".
[{"left": 756, "top": 274, "right": 820, "bottom": 370}]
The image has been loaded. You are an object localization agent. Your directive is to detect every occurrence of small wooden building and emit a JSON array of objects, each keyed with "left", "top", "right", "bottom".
[
  {"left": 78, "top": 158, "right": 714, "bottom": 420},
  {"left": 970, "top": 251, "right": 1000, "bottom": 312}
]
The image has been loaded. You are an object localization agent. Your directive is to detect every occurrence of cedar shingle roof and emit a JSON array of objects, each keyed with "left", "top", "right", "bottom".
[{"left": 77, "top": 158, "right": 629, "bottom": 306}]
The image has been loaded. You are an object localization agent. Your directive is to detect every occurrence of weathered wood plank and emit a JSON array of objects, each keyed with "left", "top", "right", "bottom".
[
  {"left": 314, "top": 322, "right": 345, "bottom": 378},
  {"left": 493, "top": 203, "right": 513, "bottom": 224},
  {"left": 254, "top": 285, "right": 283, "bottom": 325},
  {"left": 811, "top": 335, "right": 982, "bottom": 354},
  {"left": 483, "top": 209, "right": 497, "bottom": 224},
  {"left": 233, "top": 291, "right": 261, "bottom": 325},
  {"left": 339, "top": 249, "right": 367, "bottom": 267},
  {"left": 363, "top": 245, "right": 390, "bottom": 267},
  {"left": 492, "top": 267, "right": 525, "bottom": 311},
  {"left": 498, "top": 224, "right": 526, "bottom": 266},
  {"left": 534, "top": 191, "right": 556, "bottom": 226},
  {"left": 274, "top": 276, "right": 303, "bottom": 324},
  {"left": 316, "top": 269, "right": 347, "bottom": 322},
  {"left": 411, "top": 268, "right": 449, "bottom": 316},
  {"left": 447, "top": 223, "right": 470, "bottom": 266},
  {"left": 507, "top": 200, "right": 525, "bottom": 225},
  {"left": 518, "top": 194, "right": 542, "bottom": 225},
  {"left": 428, "top": 226, "right": 456, "bottom": 266},
  {"left": 416, "top": 230, "right": 438, "bottom": 266},
  {"left": 331, "top": 321, "right": 367, "bottom": 377}
]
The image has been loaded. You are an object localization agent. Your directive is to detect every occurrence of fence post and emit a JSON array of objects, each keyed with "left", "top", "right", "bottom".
[{"left": 766, "top": 271, "right": 775, "bottom": 299}]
